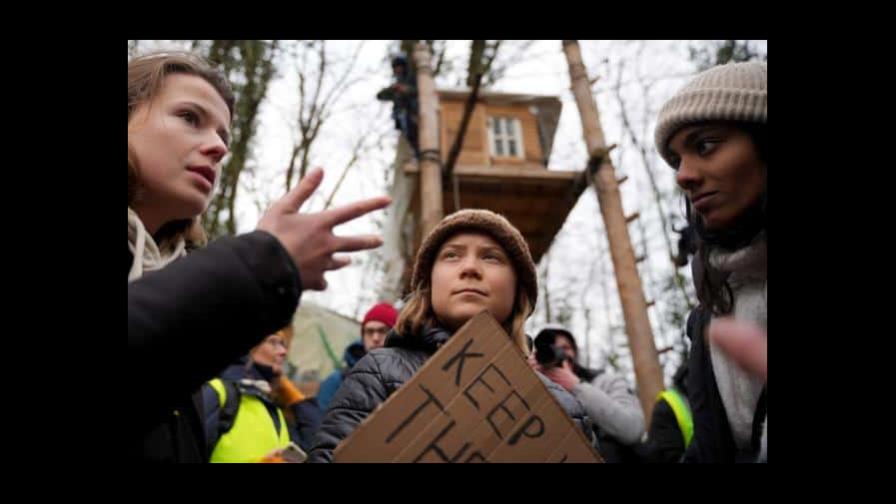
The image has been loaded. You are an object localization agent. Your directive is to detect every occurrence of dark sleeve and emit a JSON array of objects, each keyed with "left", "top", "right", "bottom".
[
  {"left": 682, "top": 307, "right": 737, "bottom": 463},
  {"left": 316, "top": 370, "right": 342, "bottom": 412},
  {"left": 536, "top": 372, "right": 596, "bottom": 446},
  {"left": 129, "top": 230, "right": 301, "bottom": 432},
  {"left": 376, "top": 86, "right": 395, "bottom": 101},
  {"left": 201, "top": 383, "right": 221, "bottom": 455},
  {"left": 307, "top": 354, "right": 390, "bottom": 463},
  {"left": 642, "top": 399, "right": 686, "bottom": 463},
  {"left": 288, "top": 398, "right": 324, "bottom": 452}
]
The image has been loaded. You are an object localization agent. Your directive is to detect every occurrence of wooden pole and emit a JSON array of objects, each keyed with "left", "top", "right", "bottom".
[
  {"left": 413, "top": 41, "right": 444, "bottom": 237},
  {"left": 562, "top": 40, "right": 664, "bottom": 424}
]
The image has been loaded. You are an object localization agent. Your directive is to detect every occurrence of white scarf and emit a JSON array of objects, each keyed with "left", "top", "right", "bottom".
[
  {"left": 128, "top": 207, "right": 187, "bottom": 282},
  {"left": 708, "top": 233, "right": 767, "bottom": 451}
]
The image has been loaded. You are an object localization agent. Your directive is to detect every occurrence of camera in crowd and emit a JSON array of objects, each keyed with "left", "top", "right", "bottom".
[
  {"left": 535, "top": 341, "right": 571, "bottom": 368},
  {"left": 532, "top": 327, "right": 575, "bottom": 368}
]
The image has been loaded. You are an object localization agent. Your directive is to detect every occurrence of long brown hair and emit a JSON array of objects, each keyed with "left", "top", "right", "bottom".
[
  {"left": 688, "top": 121, "right": 767, "bottom": 315},
  {"left": 127, "top": 51, "right": 235, "bottom": 249}
]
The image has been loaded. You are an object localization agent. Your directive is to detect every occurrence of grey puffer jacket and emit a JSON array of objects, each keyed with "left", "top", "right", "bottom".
[
  {"left": 308, "top": 326, "right": 595, "bottom": 463},
  {"left": 571, "top": 371, "right": 645, "bottom": 446}
]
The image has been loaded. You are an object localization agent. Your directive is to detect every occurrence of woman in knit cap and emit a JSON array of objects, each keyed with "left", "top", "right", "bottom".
[
  {"left": 654, "top": 60, "right": 767, "bottom": 462},
  {"left": 128, "top": 51, "right": 390, "bottom": 462},
  {"left": 307, "top": 209, "right": 593, "bottom": 462}
]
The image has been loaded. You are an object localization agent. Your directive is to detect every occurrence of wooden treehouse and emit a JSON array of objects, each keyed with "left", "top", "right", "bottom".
[{"left": 379, "top": 88, "right": 588, "bottom": 300}]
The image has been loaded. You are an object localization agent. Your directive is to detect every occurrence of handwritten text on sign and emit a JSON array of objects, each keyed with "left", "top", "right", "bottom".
[{"left": 333, "top": 312, "right": 601, "bottom": 463}]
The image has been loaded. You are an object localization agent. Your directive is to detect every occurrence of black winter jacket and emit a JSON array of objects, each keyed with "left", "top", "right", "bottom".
[
  {"left": 130, "top": 230, "right": 301, "bottom": 462},
  {"left": 308, "top": 326, "right": 594, "bottom": 463}
]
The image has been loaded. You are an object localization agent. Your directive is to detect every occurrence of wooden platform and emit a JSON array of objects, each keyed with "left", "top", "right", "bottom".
[{"left": 404, "top": 161, "right": 588, "bottom": 263}]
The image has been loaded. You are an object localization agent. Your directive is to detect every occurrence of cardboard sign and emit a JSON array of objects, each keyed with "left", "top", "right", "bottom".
[{"left": 333, "top": 311, "right": 602, "bottom": 463}]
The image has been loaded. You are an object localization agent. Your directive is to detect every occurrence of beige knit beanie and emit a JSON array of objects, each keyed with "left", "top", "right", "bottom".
[{"left": 655, "top": 61, "right": 767, "bottom": 167}]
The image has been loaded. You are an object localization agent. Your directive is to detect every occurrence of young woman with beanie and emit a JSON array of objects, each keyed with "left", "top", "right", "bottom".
[
  {"left": 654, "top": 60, "right": 767, "bottom": 463},
  {"left": 307, "top": 209, "right": 594, "bottom": 462}
]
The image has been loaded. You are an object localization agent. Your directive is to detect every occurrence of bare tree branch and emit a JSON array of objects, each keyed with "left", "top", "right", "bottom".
[
  {"left": 542, "top": 251, "right": 552, "bottom": 323},
  {"left": 323, "top": 124, "right": 391, "bottom": 210},
  {"left": 286, "top": 41, "right": 369, "bottom": 193},
  {"left": 481, "top": 40, "right": 530, "bottom": 87},
  {"left": 612, "top": 59, "right": 693, "bottom": 311},
  {"left": 445, "top": 40, "right": 504, "bottom": 208}
]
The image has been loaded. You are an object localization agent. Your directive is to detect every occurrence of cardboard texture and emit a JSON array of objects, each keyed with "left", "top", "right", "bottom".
[{"left": 333, "top": 311, "right": 602, "bottom": 463}]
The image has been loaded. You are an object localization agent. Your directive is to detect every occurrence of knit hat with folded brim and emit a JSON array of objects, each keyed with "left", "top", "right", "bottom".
[
  {"left": 411, "top": 209, "right": 537, "bottom": 311},
  {"left": 655, "top": 60, "right": 767, "bottom": 168}
]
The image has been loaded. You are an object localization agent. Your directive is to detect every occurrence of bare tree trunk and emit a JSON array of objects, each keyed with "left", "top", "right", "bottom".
[
  {"left": 542, "top": 251, "right": 552, "bottom": 323},
  {"left": 613, "top": 61, "right": 694, "bottom": 311},
  {"left": 413, "top": 42, "right": 443, "bottom": 238},
  {"left": 445, "top": 47, "right": 485, "bottom": 180},
  {"left": 445, "top": 40, "right": 502, "bottom": 180},
  {"left": 284, "top": 144, "right": 301, "bottom": 194},
  {"left": 401, "top": 40, "right": 418, "bottom": 65},
  {"left": 563, "top": 40, "right": 663, "bottom": 425},
  {"left": 203, "top": 40, "right": 278, "bottom": 239},
  {"left": 444, "top": 40, "right": 503, "bottom": 211}
]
